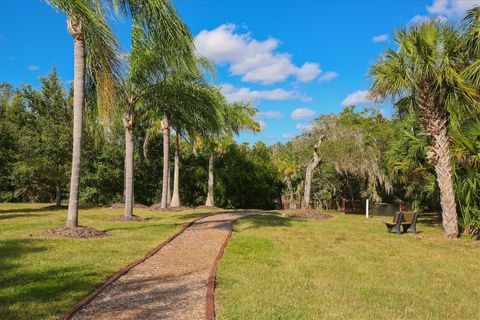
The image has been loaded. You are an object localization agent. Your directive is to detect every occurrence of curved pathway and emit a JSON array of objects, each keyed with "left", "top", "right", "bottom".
[{"left": 70, "top": 211, "right": 251, "bottom": 320}]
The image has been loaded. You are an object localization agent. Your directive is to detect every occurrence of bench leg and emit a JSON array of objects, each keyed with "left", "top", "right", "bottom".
[
  {"left": 395, "top": 224, "right": 401, "bottom": 235},
  {"left": 411, "top": 224, "right": 417, "bottom": 234}
]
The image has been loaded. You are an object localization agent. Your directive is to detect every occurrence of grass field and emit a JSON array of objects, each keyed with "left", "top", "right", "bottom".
[
  {"left": 0, "top": 203, "right": 214, "bottom": 320},
  {"left": 215, "top": 212, "right": 480, "bottom": 320}
]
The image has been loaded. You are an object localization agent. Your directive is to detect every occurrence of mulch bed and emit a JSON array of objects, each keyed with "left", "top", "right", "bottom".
[
  {"left": 110, "top": 203, "right": 149, "bottom": 209},
  {"left": 110, "top": 215, "right": 148, "bottom": 222},
  {"left": 42, "top": 226, "right": 108, "bottom": 238},
  {"left": 285, "top": 210, "right": 333, "bottom": 219}
]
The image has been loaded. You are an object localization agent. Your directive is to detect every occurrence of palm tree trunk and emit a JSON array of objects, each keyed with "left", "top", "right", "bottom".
[
  {"left": 302, "top": 136, "right": 324, "bottom": 209},
  {"left": 286, "top": 178, "right": 294, "bottom": 201},
  {"left": 123, "top": 103, "right": 135, "bottom": 218},
  {"left": 167, "top": 167, "right": 171, "bottom": 205},
  {"left": 160, "top": 113, "right": 170, "bottom": 209},
  {"left": 433, "top": 129, "right": 458, "bottom": 238},
  {"left": 55, "top": 182, "right": 62, "bottom": 208},
  {"left": 418, "top": 89, "right": 459, "bottom": 238},
  {"left": 170, "top": 133, "right": 181, "bottom": 207},
  {"left": 205, "top": 154, "right": 215, "bottom": 207},
  {"left": 66, "top": 17, "right": 84, "bottom": 228}
]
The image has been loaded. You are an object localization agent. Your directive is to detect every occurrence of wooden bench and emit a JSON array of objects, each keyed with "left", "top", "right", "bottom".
[{"left": 384, "top": 211, "right": 419, "bottom": 234}]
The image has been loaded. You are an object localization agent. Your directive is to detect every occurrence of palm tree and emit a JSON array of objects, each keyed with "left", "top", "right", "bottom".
[
  {"left": 370, "top": 21, "right": 478, "bottom": 238},
  {"left": 154, "top": 60, "right": 217, "bottom": 209},
  {"left": 170, "top": 131, "right": 181, "bottom": 207},
  {"left": 143, "top": 80, "right": 220, "bottom": 208},
  {"left": 168, "top": 85, "right": 220, "bottom": 208},
  {"left": 203, "top": 99, "right": 261, "bottom": 207},
  {"left": 46, "top": 0, "right": 119, "bottom": 227},
  {"left": 112, "top": 0, "right": 199, "bottom": 217},
  {"left": 276, "top": 157, "right": 301, "bottom": 202}
]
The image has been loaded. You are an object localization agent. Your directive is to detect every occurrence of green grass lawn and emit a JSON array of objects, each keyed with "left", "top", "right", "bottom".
[
  {"left": 216, "top": 212, "right": 480, "bottom": 320},
  {"left": 0, "top": 203, "right": 214, "bottom": 320}
]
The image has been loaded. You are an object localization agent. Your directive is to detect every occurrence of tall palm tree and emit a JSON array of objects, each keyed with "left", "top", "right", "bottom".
[
  {"left": 370, "top": 21, "right": 478, "bottom": 238},
  {"left": 46, "top": 0, "right": 119, "bottom": 227},
  {"left": 168, "top": 85, "right": 220, "bottom": 208},
  {"left": 203, "top": 99, "right": 261, "bottom": 207},
  {"left": 116, "top": 25, "right": 167, "bottom": 218},
  {"left": 143, "top": 80, "right": 220, "bottom": 208},
  {"left": 153, "top": 60, "right": 217, "bottom": 209},
  {"left": 112, "top": 0, "right": 199, "bottom": 217}
]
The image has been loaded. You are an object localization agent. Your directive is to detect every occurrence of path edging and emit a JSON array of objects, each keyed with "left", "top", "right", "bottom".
[
  {"left": 205, "top": 212, "right": 249, "bottom": 320},
  {"left": 59, "top": 215, "right": 208, "bottom": 320}
]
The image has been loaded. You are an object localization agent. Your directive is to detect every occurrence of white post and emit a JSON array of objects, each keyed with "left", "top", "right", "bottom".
[{"left": 366, "top": 199, "right": 369, "bottom": 218}]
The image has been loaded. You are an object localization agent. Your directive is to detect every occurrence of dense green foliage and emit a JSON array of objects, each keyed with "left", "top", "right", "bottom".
[
  {"left": 273, "top": 107, "right": 394, "bottom": 209},
  {"left": 0, "top": 70, "right": 72, "bottom": 203},
  {"left": 0, "top": 70, "right": 282, "bottom": 209}
]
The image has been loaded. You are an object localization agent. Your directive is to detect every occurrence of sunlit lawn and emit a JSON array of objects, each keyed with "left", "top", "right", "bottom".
[
  {"left": 216, "top": 211, "right": 480, "bottom": 320},
  {"left": 0, "top": 203, "right": 214, "bottom": 320}
]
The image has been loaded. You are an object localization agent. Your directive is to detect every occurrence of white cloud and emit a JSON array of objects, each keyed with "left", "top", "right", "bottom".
[
  {"left": 195, "top": 24, "right": 325, "bottom": 84},
  {"left": 296, "top": 123, "right": 313, "bottom": 132},
  {"left": 300, "top": 95, "right": 313, "bottom": 102},
  {"left": 410, "top": 14, "right": 447, "bottom": 24},
  {"left": 341, "top": 90, "right": 374, "bottom": 106},
  {"left": 409, "top": 1, "right": 478, "bottom": 25},
  {"left": 426, "top": 0, "right": 480, "bottom": 17},
  {"left": 372, "top": 34, "right": 388, "bottom": 43},
  {"left": 410, "top": 15, "right": 431, "bottom": 24},
  {"left": 257, "top": 111, "right": 284, "bottom": 119},
  {"left": 220, "top": 83, "right": 308, "bottom": 103},
  {"left": 319, "top": 71, "right": 338, "bottom": 82},
  {"left": 27, "top": 65, "right": 40, "bottom": 71},
  {"left": 295, "top": 62, "right": 321, "bottom": 82},
  {"left": 282, "top": 133, "right": 295, "bottom": 139},
  {"left": 291, "top": 108, "right": 315, "bottom": 120}
]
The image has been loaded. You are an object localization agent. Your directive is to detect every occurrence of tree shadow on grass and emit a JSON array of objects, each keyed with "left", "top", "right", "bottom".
[
  {"left": 0, "top": 205, "right": 64, "bottom": 215},
  {"left": 0, "top": 213, "right": 49, "bottom": 220},
  {"left": 176, "top": 211, "right": 216, "bottom": 220},
  {"left": 418, "top": 212, "right": 442, "bottom": 227},
  {"left": 102, "top": 223, "right": 179, "bottom": 233},
  {"left": 0, "top": 238, "right": 118, "bottom": 319},
  {"left": 241, "top": 213, "right": 292, "bottom": 230},
  {"left": 0, "top": 239, "right": 48, "bottom": 271}
]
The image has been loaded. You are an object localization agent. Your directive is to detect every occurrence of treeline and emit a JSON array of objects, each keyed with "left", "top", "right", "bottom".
[{"left": 0, "top": 71, "right": 283, "bottom": 209}]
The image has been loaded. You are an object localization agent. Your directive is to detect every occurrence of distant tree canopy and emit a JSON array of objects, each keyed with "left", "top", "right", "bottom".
[{"left": 274, "top": 100, "right": 479, "bottom": 237}]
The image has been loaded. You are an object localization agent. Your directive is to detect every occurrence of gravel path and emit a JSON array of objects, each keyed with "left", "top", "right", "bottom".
[{"left": 70, "top": 211, "right": 251, "bottom": 320}]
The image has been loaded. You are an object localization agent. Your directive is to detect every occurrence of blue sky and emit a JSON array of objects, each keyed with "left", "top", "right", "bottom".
[{"left": 1, "top": 0, "right": 478, "bottom": 144}]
